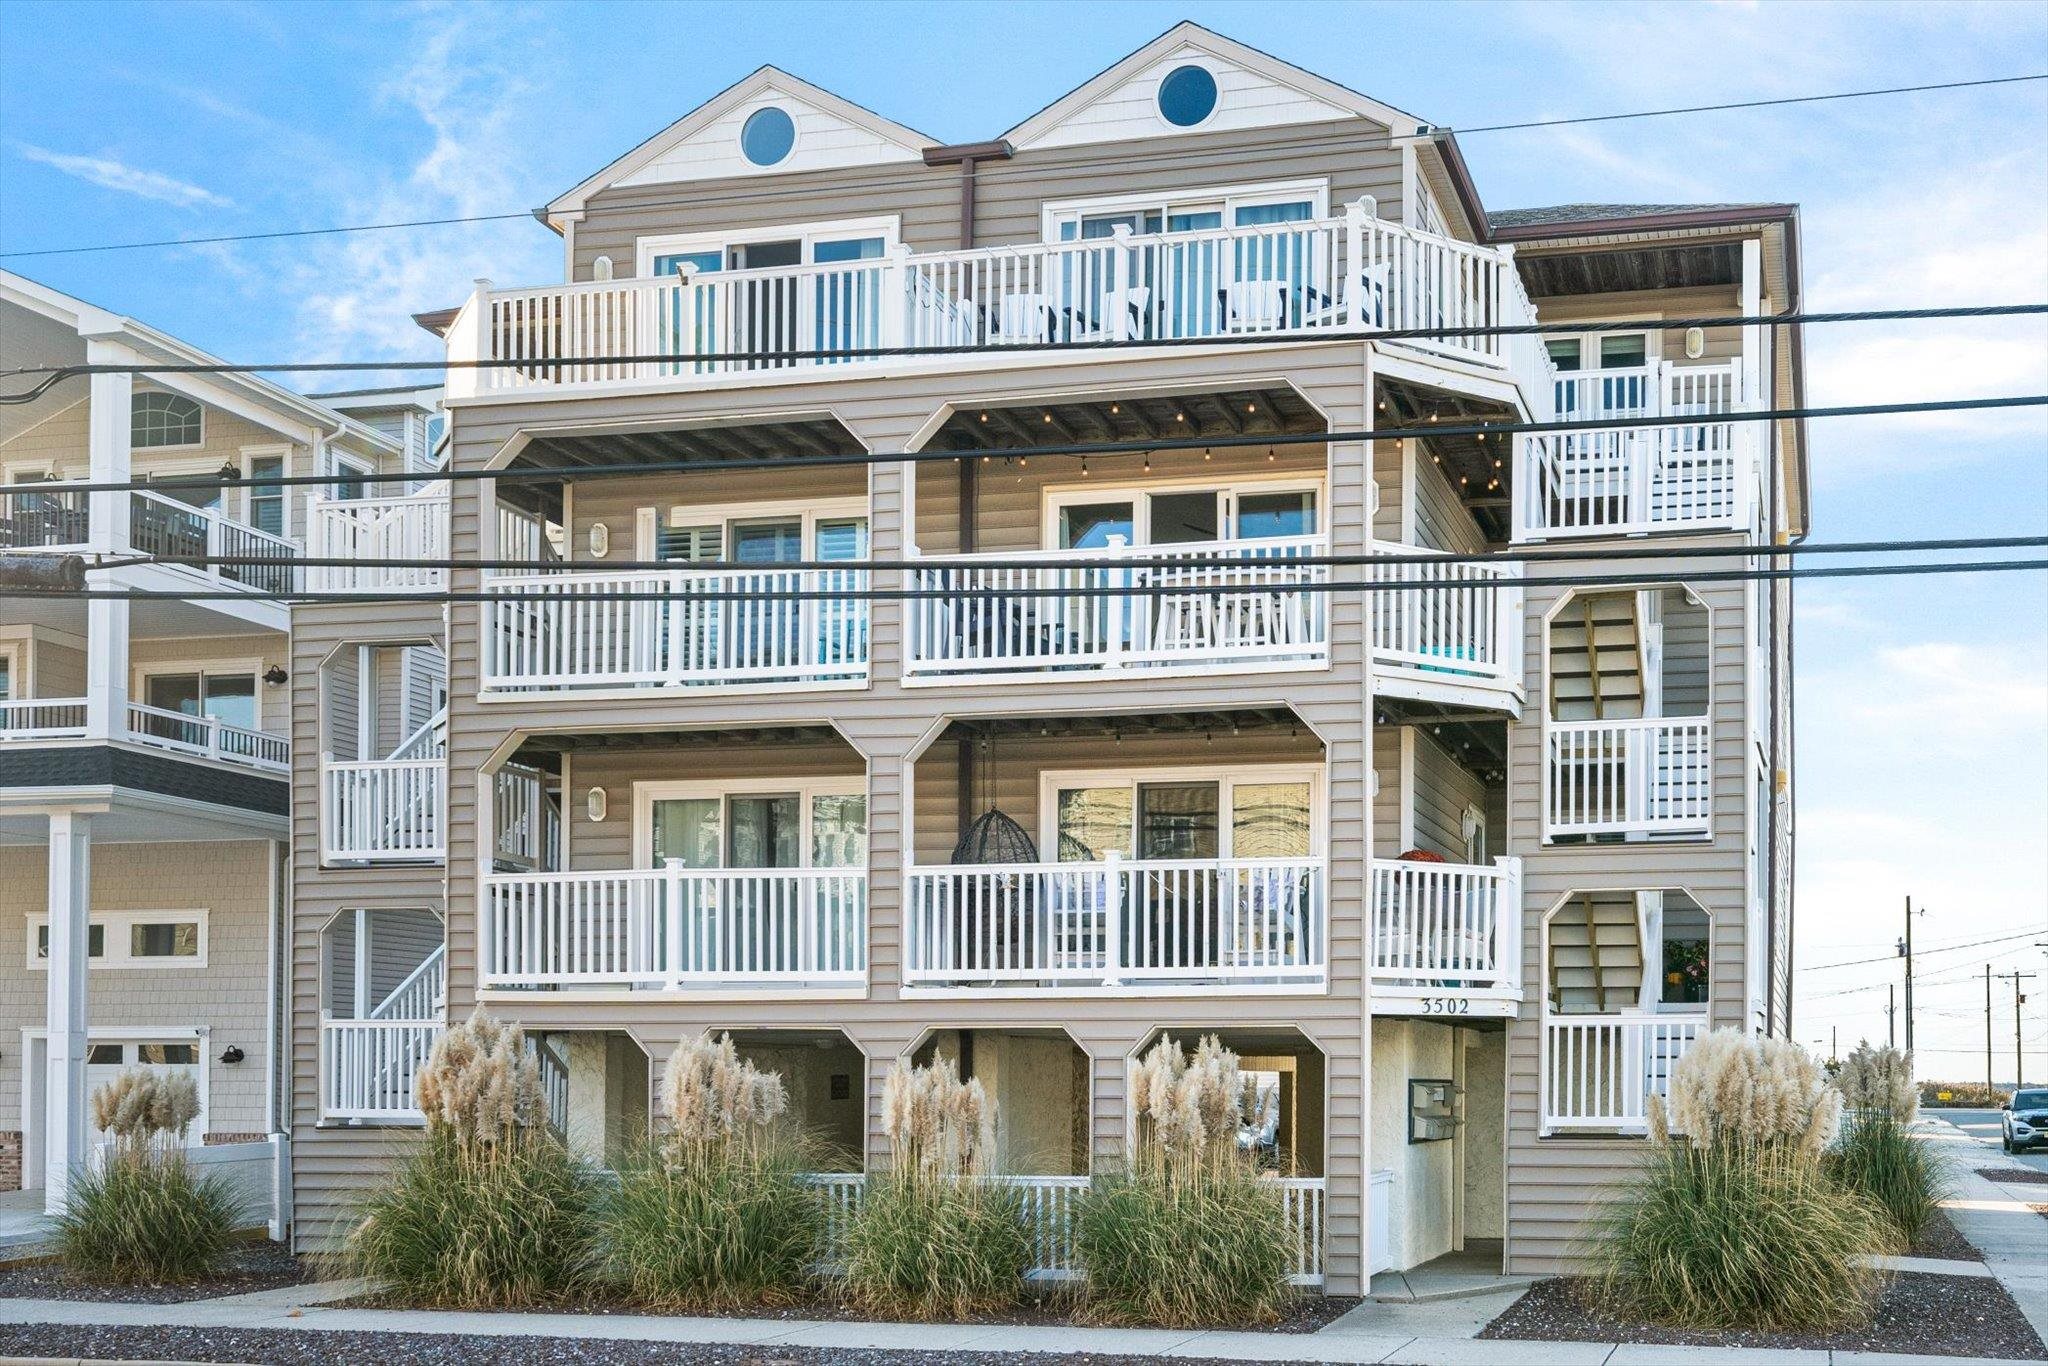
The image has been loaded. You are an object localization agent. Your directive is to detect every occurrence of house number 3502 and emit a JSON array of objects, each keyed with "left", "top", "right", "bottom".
[{"left": 1417, "top": 998, "right": 1471, "bottom": 1015}]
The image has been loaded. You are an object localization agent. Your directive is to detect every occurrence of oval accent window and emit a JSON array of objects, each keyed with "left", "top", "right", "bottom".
[
  {"left": 741, "top": 106, "right": 796, "bottom": 166},
  {"left": 1157, "top": 65, "right": 1218, "bottom": 128}
]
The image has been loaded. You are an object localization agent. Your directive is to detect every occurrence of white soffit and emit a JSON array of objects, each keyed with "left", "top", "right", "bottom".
[{"left": 1003, "top": 23, "right": 1422, "bottom": 153}]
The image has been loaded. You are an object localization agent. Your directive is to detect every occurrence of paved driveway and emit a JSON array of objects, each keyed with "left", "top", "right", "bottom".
[{"left": 1932, "top": 1106, "right": 2048, "bottom": 1173}]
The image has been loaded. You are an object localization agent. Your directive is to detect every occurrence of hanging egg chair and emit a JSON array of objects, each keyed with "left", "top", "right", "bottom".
[{"left": 947, "top": 728, "right": 1040, "bottom": 865}]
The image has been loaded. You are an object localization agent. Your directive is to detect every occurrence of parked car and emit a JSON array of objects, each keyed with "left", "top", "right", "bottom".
[{"left": 2003, "top": 1089, "right": 2048, "bottom": 1152}]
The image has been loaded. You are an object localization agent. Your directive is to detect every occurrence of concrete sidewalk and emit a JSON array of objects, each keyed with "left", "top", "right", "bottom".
[
  {"left": 1925, "top": 1117, "right": 2048, "bottom": 1346},
  {"left": 0, "top": 1286, "right": 2040, "bottom": 1365}
]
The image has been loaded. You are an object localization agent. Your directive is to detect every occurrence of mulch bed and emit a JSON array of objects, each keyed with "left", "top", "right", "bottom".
[
  {"left": 1481, "top": 1272, "right": 2048, "bottom": 1360},
  {"left": 0, "top": 1327, "right": 1203, "bottom": 1366},
  {"left": 339, "top": 1287, "right": 1359, "bottom": 1335},
  {"left": 1908, "top": 1206, "right": 1985, "bottom": 1261},
  {"left": 1980, "top": 1165, "right": 2048, "bottom": 1185},
  {"left": 0, "top": 1241, "right": 309, "bottom": 1303}
]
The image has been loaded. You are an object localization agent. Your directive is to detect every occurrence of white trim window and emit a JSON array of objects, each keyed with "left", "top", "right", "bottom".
[
  {"left": 635, "top": 215, "right": 901, "bottom": 279},
  {"left": 1039, "top": 763, "right": 1323, "bottom": 863},
  {"left": 28, "top": 910, "right": 209, "bottom": 970},
  {"left": 1041, "top": 474, "right": 1321, "bottom": 550},
  {"left": 633, "top": 777, "right": 867, "bottom": 872},
  {"left": 131, "top": 391, "right": 203, "bottom": 449},
  {"left": 240, "top": 446, "right": 289, "bottom": 537},
  {"left": 1547, "top": 330, "right": 1657, "bottom": 419},
  {"left": 1041, "top": 179, "right": 1330, "bottom": 243},
  {"left": 327, "top": 449, "right": 376, "bottom": 502},
  {"left": 136, "top": 664, "right": 261, "bottom": 733},
  {"left": 636, "top": 496, "right": 868, "bottom": 565}
]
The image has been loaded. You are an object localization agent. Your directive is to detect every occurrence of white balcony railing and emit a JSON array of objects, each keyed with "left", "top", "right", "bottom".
[
  {"left": 481, "top": 863, "right": 867, "bottom": 990},
  {"left": 129, "top": 490, "right": 296, "bottom": 593},
  {"left": 1522, "top": 360, "right": 1754, "bottom": 540},
  {"left": 1542, "top": 1013, "right": 1707, "bottom": 1133},
  {"left": 903, "top": 855, "right": 1326, "bottom": 991},
  {"left": 448, "top": 209, "right": 1544, "bottom": 400},
  {"left": 306, "top": 485, "right": 449, "bottom": 593},
  {"left": 126, "top": 702, "right": 290, "bottom": 772},
  {"left": 0, "top": 697, "right": 88, "bottom": 739},
  {"left": 1547, "top": 717, "right": 1713, "bottom": 839},
  {"left": 906, "top": 536, "right": 1327, "bottom": 679},
  {"left": 807, "top": 1173, "right": 1324, "bottom": 1285},
  {"left": 482, "top": 566, "right": 869, "bottom": 693},
  {"left": 1369, "top": 856, "right": 1522, "bottom": 996},
  {"left": 321, "top": 757, "right": 445, "bottom": 862},
  {"left": 319, "top": 1018, "right": 443, "bottom": 1122},
  {"left": 1369, "top": 542, "right": 1522, "bottom": 698}
]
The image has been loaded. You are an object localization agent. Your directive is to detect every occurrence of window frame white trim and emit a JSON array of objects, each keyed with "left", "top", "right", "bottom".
[
  {"left": 1036, "top": 761, "right": 1326, "bottom": 862},
  {"left": 27, "top": 908, "right": 210, "bottom": 970},
  {"left": 634, "top": 215, "right": 902, "bottom": 278},
  {"left": 631, "top": 775, "right": 867, "bottom": 870},
  {"left": 1038, "top": 177, "right": 1330, "bottom": 244},
  {"left": 1544, "top": 328, "right": 1657, "bottom": 373},
  {"left": 633, "top": 495, "right": 869, "bottom": 560},
  {"left": 1153, "top": 57, "right": 1224, "bottom": 133},
  {"left": 132, "top": 655, "right": 267, "bottom": 733},
  {"left": 1039, "top": 471, "right": 1324, "bottom": 550},
  {"left": 237, "top": 443, "right": 292, "bottom": 536},
  {"left": 129, "top": 389, "right": 205, "bottom": 452}
]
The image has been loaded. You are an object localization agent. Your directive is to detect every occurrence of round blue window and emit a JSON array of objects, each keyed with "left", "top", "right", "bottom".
[
  {"left": 741, "top": 107, "right": 796, "bottom": 166},
  {"left": 1157, "top": 65, "right": 1218, "bottom": 128}
]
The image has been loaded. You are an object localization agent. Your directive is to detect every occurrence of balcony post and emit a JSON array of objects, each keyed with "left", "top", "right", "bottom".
[
  {"left": 1101, "top": 850, "right": 1123, "bottom": 987},
  {"left": 1109, "top": 224, "right": 1134, "bottom": 342},
  {"left": 83, "top": 341, "right": 131, "bottom": 556},
  {"left": 1495, "top": 856, "right": 1523, "bottom": 995},
  {"left": 42, "top": 810, "right": 91, "bottom": 1213},
  {"left": 663, "top": 857, "right": 685, "bottom": 991},
  {"left": 1343, "top": 197, "right": 1374, "bottom": 331},
  {"left": 82, "top": 594, "right": 128, "bottom": 743},
  {"left": 879, "top": 243, "right": 910, "bottom": 353},
  {"left": 1103, "top": 534, "right": 1128, "bottom": 670},
  {"left": 443, "top": 279, "right": 492, "bottom": 401}
]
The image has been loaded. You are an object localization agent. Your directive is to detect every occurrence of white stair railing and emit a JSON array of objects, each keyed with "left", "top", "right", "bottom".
[
  {"left": 1541, "top": 1014, "right": 1707, "bottom": 1133},
  {"left": 1546, "top": 717, "right": 1713, "bottom": 839},
  {"left": 368, "top": 944, "right": 446, "bottom": 1022},
  {"left": 904, "top": 856, "right": 1326, "bottom": 989},
  {"left": 322, "top": 756, "right": 445, "bottom": 861},
  {"left": 319, "top": 1019, "right": 442, "bottom": 1121}
]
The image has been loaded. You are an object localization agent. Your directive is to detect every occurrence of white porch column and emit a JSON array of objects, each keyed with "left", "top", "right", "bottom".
[
  {"left": 44, "top": 811, "right": 92, "bottom": 1213},
  {"left": 83, "top": 591, "right": 129, "bottom": 741},
  {"left": 84, "top": 343, "right": 132, "bottom": 556}
]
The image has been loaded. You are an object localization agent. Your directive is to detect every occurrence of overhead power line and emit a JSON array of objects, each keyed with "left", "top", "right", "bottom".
[
  {"left": 5, "top": 304, "right": 2045, "bottom": 391},
  {"left": 2, "top": 72, "right": 2040, "bottom": 260},
  {"left": 1804, "top": 929, "right": 2048, "bottom": 973},
  {"left": 8, "top": 556, "right": 2044, "bottom": 605},
  {"left": 15, "top": 392, "right": 2048, "bottom": 495}
]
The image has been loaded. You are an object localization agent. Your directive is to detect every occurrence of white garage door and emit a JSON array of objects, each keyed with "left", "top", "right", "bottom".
[{"left": 84, "top": 1041, "right": 204, "bottom": 1147}]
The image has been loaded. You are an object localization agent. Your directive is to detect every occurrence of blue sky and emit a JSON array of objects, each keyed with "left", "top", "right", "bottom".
[{"left": 4, "top": 0, "right": 2045, "bottom": 1076}]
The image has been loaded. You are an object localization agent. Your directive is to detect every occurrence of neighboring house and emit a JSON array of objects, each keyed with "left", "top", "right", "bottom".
[
  {"left": 0, "top": 269, "right": 409, "bottom": 1211},
  {"left": 290, "top": 22, "right": 1802, "bottom": 1287}
]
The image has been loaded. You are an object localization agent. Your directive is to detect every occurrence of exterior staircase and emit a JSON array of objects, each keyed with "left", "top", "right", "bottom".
[{"left": 1546, "top": 891, "right": 1644, "bottom": 1013}]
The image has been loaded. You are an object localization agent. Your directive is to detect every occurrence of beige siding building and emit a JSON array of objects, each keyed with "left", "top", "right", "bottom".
[{"left": 289, "top": 22, "right": 1803, "bottom": 1287}]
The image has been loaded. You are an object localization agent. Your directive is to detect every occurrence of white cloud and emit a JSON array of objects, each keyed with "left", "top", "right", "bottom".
[
  {"left": 1831, "top": 642, "right": 2048, "bottom": 750},
  {"left": 15, "top": 144, "right": 232, "bottom": 209}
]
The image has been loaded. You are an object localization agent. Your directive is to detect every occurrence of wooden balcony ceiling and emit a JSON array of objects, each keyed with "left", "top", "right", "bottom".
[
  {"left": 1372, "top": 698, "right": 1507, "bottom": 782},
  {"left": 938, "top": 706, "right": 1309, "bottom": 745},
  {"left": 514, "top": 415, "right": 863, "bottom": 472},
  {"left": 1517, "top": 239, "right": 1742, "bottom": 300},
  {"left": 511, "top": 723, "right": 847, "bottom": 760},
  {"left": 1376, "top": 379, "right": 1516, "bottom": 544},
  {"left": 928, "top": 386, "right": 1323, "bottom": 454}
]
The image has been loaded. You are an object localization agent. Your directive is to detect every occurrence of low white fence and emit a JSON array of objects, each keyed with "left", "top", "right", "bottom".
[
  {"left": 129, "top": 489, "right": 295, "bottom": 593},
  {"left": 1546, "top": 717, "right": 1713, "bottom": 839},
  {"left": 321, "top": 756, "right": 446, "bottom": 861},
  {"left": 481, "top": 864, "right": 868, "bottom": 989},
  {"left": 1542, "top": 1014, "right": 1708, "bottom": 1133},
  {"left": 0, "top": 697, "right": 88, "bottom": 739},
  {"left": 906, "top": 536, "right": 1328, "bottom": 678},
  {"left": 804, "top": 1173, "right": 1324, "bottom": 1286},
  {"left": 903, "top": 855, "right": 1325, "bottom": 990},
  {"left": 1369, "top": 856, "right": 1521, "bottom": 993},
  {"left": 126, "top": 702, "right": 289, "bottom": 772},
  {"left": 483, "top": 566, "right": 869, "bottom": 692}
]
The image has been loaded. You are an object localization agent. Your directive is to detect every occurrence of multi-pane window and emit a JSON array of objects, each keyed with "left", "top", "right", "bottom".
[
  {"left": 247, "top": 455, "right": 285, "bottom": 536},
  {"left": 1051, "top": 771, "right": 1316, "bottom": 861},
  {"left": 130, "top": 392, "right": 203, "bottom": 448},
  {"left": 30, "top": 912, "right": 204, "bottom": 968}
]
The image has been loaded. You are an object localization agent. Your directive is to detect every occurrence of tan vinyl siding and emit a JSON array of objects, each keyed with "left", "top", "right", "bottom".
[
  {"left": 1412, "top": 444, "right": 1486, "bottom": 554},
  {"left": 1410, "top": 731, "right": 1486, "bottom": 861},
  {"left": 567, "top": 463, "right": 867, "bottom": 564},
  {"left": 567, "top": 741, "right": 866, "bottom": 870},
  {"left": 572, "top": 120, "right": 1401, "bottom": 278}
]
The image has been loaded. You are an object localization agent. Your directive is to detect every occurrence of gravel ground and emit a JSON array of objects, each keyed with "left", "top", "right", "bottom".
[
  {"left": 0, "top": 1241, "right": 308, "bottom": 1303},
  {"left": 1981, "top": 1166, "right": 2048, "bottom": 1185},
  {"left": 336, "top": 1290, "right": 1360, "bottom": 1335},
  {"left": 1908, "top": 1207, "right": 1986, "bottom": 1261},
  {"left": 0, "top": 1325, "right": 1284, "bottom": 1365},
  {"left": 1480, "top": 1272, "right": 2048, "bottom": 1360}
]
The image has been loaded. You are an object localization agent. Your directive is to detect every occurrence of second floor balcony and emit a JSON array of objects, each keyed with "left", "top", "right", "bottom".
[
  {"left": 0, "top": 486, "right": 296, "bottom": 592},
  {"left": 446, "top": 208, "right": 1547, "bottom": 403}
]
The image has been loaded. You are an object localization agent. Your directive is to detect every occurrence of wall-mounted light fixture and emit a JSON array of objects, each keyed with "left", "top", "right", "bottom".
[
  {"left": 263, "top": 666, "right": 289, "bottom": 686},
  {"left": 588, "top": 522, "right": 610, "bottom": 559},
  {"left": 1684, "top": 326, "right": 1706, "bottom": 360},
  {"left": 586, "top": 786, "right": 608, "bottom": 823},
  {"left": 218, "top": 1045, "right": 245, "bottom": 1065}
]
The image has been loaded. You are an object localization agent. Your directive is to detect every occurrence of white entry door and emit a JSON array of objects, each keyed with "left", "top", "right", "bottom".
[{"left": 83, "top": 1040, "right": 205, "bottom": 1148}]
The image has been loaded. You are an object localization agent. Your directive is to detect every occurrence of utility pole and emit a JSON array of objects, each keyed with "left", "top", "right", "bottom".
[
  {"left": 1898, "top": 897, "right": 1924, "bottom": 1054},
  {"left": 1831, "top": 1026, "right": 1838, "bottom": 1065},
  {"left": 1988, "top": 965, "right": 1996, "bottom": 1090},
  {"left": 1998, "top": 972, "right": 2036, "bottom": 1090},
  {"left": 1887, "top": 984, "right": 1897, "bottom": 1049}
]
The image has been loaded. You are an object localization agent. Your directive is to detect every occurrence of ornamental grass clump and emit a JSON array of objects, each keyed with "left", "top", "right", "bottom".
[
  {"left": 56, "top": 1069, "right": 244, "bottom": 1283},
  {"left": 336, "top": 1008, "right": 600, "bottom": 1308},
  {"left": 1074, "top": 1035, "right": 1293, "bottom": 1326},
  {"left": 598, "top": 1034, "right": 825, "bottom": 1311},
  {"left": 1828, "top": 1042, "right": 1943, "bottom": 1244},
  {"left": 1593, "top": 1029, "right": 1893, "bottom": 1332},
  {"left": 842, "top": 1057, "right": 1030, "bottom": 1320}
]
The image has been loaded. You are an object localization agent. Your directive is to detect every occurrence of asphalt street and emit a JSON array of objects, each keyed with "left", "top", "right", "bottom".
[{"left": 1934, "top": 1106, "right": 2048, "bottom": 1172}]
